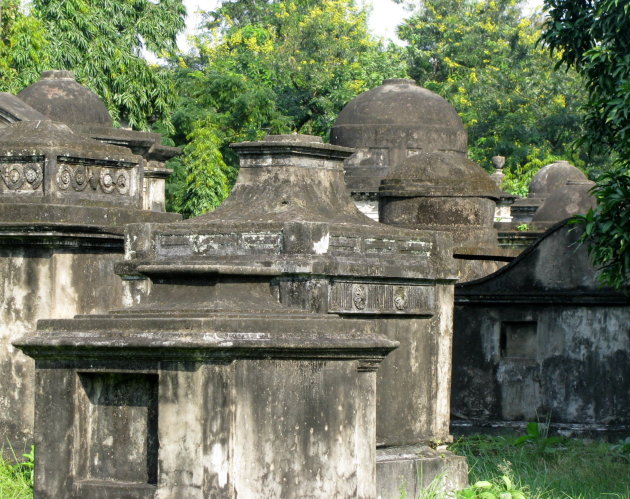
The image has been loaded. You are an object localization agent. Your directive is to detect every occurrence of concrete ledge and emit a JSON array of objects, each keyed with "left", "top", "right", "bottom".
[{"left": 376, "top": 445, "right": 468, "bottom": 498}]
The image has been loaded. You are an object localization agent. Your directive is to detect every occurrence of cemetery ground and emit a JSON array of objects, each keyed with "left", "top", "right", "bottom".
[{"left": 1, "top": 430, "right": 628, "bottom": 499}]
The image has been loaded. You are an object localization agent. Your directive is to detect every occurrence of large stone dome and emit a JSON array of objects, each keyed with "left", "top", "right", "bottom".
[
  {"left": 529, "top": 160, "right": 588, "bottom": 198},
  {"left": 330, "top": 79, "right": 468, "bottom": 196},
  {"left": 18, "top": 70, "right": 113, "bottom": 127},
  {"left": 333, "top": 78, "right": 466, "bottom": 144}
]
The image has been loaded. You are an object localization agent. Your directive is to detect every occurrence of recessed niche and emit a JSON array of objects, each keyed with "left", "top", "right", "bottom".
[
  {"left": 500, "top": 321, "right": 537, "bottom": 359},
  {"left": 74, "top": 372, "right": 158, "bottom": 486}
]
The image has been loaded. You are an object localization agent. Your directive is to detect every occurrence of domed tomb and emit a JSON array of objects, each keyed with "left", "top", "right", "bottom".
[
  {"left": 330, "top": 78, "right": 467, "bottom": 220},
  {"left": 529, "top": 160, "right": 589, "bottom": 198},
  {"left": 16, "top": 71, "right": 179, "bottom": 212},
  {"left": 18, "top": 70, "right": 113, "bottom": 127},
  {"left": 532, "top": 179, "right": 596, "bottom": 223},
  {"left": 511, "top": 160, "right": 589, "bottom": 223}
]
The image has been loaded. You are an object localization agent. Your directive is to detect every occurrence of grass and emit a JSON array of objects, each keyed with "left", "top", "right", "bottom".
[
  {"left": 450, "top": 430, "right": 630, "bottom": 499},
  {"left": 1, "top": 433, "right": 629, "bottom": 498},
  {"left": 0, "top": 446, "right": 34, "bottom": 499}
]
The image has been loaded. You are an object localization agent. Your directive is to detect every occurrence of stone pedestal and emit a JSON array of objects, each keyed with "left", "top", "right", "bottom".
[
  {"left": 21, "top": 312, "right": 392, "bottom": 498},
  {"left": 16, "top": 134, "right": 470, "bottom": 496}
]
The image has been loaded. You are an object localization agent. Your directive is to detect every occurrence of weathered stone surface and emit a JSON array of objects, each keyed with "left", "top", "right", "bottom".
[
  {"left": 0, "top": 93, "right": 49, "bottom": 127},
  {"left": 511, "top": 160, "right": 588, "bottom": 224},
  {"left": 3, "top": 71, "right": 181, "bottom": 213},
  {"left": 529, "top": 160, "right": 589, "bottom": 198},
  {"left": 0, "top": 233, "right": 125, "bottom": 455},
  {"left": 377, "top": 445, "right": 468, "bottom": 498},
  {"left": 0, "top": 120, "right": 142, "bottom": 209},
  {"left": 23, "top": 315, "right": 392, "bottom": 498},
  {"left": 0, "top": 112, "right": 179, "bottom": 456},
  {"left": 452, "top": 221, "right": 629, "bottom": 431},
  {"left": 18, "top": 70, "right": 113, "bottom": 127},
  {"left": 378, "top": 149, "right": 510, "bottom": 282},
  {"left": 15, "top": 134, "right": 413, "bottom": 497},
  {"left": 331, "top": 78, "right": 468, "bottom": 219},
  {"left": 531, "top": 179, "right": 596, "bottom": 223}
]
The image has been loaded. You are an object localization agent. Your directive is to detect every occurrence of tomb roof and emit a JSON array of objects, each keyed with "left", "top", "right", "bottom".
[
  {"left": 529, "top": 160, "right": 588, "bottom": 197},
  {"left": 18, "top": 70, "right": 113, "bottom": 127}
]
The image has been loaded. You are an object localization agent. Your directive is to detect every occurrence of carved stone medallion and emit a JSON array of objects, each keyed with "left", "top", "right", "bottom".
[{"left": 1, "top": 162, "right": 44, "bottom": 191}]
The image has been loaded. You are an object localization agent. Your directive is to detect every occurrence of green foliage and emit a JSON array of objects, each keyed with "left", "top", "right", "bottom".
[
  {"left": 457, "top": 463, "right": 528, "bottom": 499},
  {"left": 542, "top": 0, "right": 630, "bottom": 289},
  {"left": 2, "top": 0, "right": 185, "bottom": 129},
  {"left": 542, "top": 0, "right": 630, "bottom": 163},
  {"left": 0, "top": 0, "right": 49, "bottom": 92},
  {"left": 172, "top": 119, "right": 238, "bottom": 217},
  {"left": 0, "top": 446, "right": 34, "bottom": 498},
  {"left": 451, "top": 433, "right": 630, "bottom": 497},
  {"left": 570, "top": 168, "right": 630, "bottom": 289},
  {"left": 166, "top": 0, "right": 407, "bottom": 215},
  {"left": 610, "top": 437, "right": 630, "bottom": 464},
  {"left": 512, "top": 422, "right": 564, "bottom": 457},
  {"left": 397, "top": 0, "right": 602, "bottom": 194}
]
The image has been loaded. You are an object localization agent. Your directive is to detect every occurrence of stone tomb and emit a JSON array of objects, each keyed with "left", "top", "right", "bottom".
[
  {"left": 16, "top": 134, "right": 467, "bottom": 497},
  {"left": 2, "top": 70, "right": 180, "bottom": 213},
  {"left": 331, "top": 78, "right": 468, "bottom": 221},
  {"left": 0, "top": 119, "right": 178, "bottom": 455},
  {"left": 332, "top": 78, "right": 514, "bottom": 283},
  {"left": 452, "top": 221, "right": 629, "bottom": 435}
]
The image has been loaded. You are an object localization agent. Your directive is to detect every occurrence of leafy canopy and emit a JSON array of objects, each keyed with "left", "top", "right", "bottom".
[
  {"left": 398, "top": 0, "right": 599, "bottom": 196},
  {"left": 0, "top": 0, "right": 49, "bottom": 92},
  {"left": 542, "top": 0, "right": 630, "bottom": 288},
  {"left": 32, "top": 0, "right": 186, "bottom": 130},
  {"left": 1, "top": 0, "right": 185, "bottom": 130}
]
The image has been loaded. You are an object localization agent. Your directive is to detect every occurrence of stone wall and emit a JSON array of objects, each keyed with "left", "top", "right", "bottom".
[
  {"left": 0, "top": 232, "right": 125, "bottom": 453},
  {"left": 452, "top": 222, "right": 629, "bottom": 432}
]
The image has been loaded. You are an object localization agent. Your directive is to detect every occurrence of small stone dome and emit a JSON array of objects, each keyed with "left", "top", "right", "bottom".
[
  {"left": 331, "top": 79, "right": 468, "bottom": 194},
  {"left": 532, "top": 179, "right": 596, "bottom": 222},
  {"left": 529, "top": 160, "right": 588, "bottom": 198},
  {"left": 380, "top": 151, "right": 500, "bottom": 198},
  {"left": 18, "top": 71, "right": 113, "bottom": 127}
]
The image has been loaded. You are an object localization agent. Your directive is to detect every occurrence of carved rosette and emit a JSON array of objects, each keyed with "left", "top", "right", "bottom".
[
  {"left": 56, "top": 163, "right": 131, "bottom": 196},
  {"left": 352, "top": 284, "right": 367, "bottom": 310},
  {"left": 394, "top": 287, "right": 408, "bottom": 311},
  {"left": 1, "top": 162, "right": 44, "bottom": 192}
]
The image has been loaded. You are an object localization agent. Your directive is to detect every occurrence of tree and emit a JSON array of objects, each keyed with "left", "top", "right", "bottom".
[
  {"left": 542, "top": 0, "right": 630, "bottom": 288},
  {"left": 2, "top": 0, "right": 186, "bottom": 130},
  {"left": 0, "top": 0, "right": 49, "bottom": 92},
  {"left": 166, "top": 0, "right": 408, "bottom": 216},
  {"left": 397, "top": 0, "right": 602, "bottom": 195}
]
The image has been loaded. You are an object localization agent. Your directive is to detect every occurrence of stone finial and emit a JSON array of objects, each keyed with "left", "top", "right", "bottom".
[
  {"left": 490, "top": 155, "right": 506, "bottom": 187},
  {"left": 492, "top": 155, "right": 505, "bottom": 170}
]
